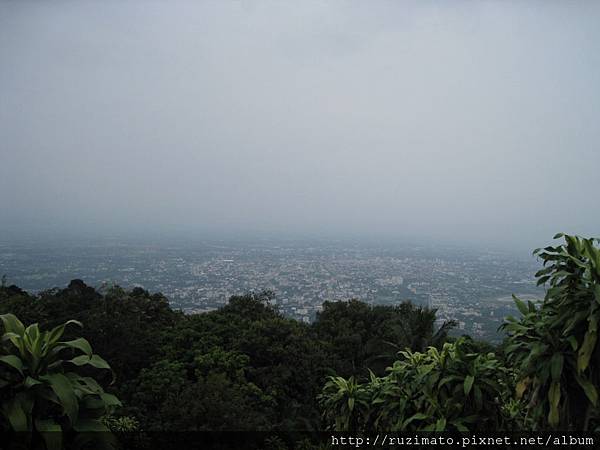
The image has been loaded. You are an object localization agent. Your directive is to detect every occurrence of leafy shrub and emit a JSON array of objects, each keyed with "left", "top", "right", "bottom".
[
  {"left": 503, "top": 233, "right": 600, "bottom": 430},
  {"left": 0, "top": 314, "right": 120, "bottom": 449},
  {"left": 319, "top": 338, "right": 510, "bottom": 432}
]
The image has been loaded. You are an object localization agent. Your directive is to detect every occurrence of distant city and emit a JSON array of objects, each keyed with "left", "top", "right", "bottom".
[{"left": 0, "top": 238, "right": 544, "bottom": 341}]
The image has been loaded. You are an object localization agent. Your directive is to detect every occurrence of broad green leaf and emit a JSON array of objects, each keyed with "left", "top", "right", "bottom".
[
  {"left": 46, "top": 323, "right": 67, "bottom": 347},
  {"left": 368, "top": 369, "right": 377, "bottom": 383},
  {"left": 38, "top": 388, "right": 60, "bottom": 405},
  {"left": 60, "top": 337, "right": 93, "bottom": 357},
  {"left": 47, "top": 320, "right": 83, "bottom": 348},
  {"left": 463, "top": 375, "right": 474, "bottom": 396},
  {"left": 550, "top": 353, "right": 563, "bottom": 381},
  {"left": 434, "top": 417, "right": 446, "bottom": 431},
  {"left": 69, "top": 354, "right": 111, "bottom": 370},
  {"left": 577, "top": 318, "right": 598, "bottom": 373},
  {"left": 583, "top": 239, "right": 598, "bottom": 266},
  {"left": 1, "top": 395, "right": 30, "bottom": 431},
  {"left": 41, "top": 373, "right": 79, "bottom": 425},
  {"left": 537, "top": 276, "right": 550, "bottom": 286},
  {"left": 0, "top": 354, "right": 24, "bottom": 375},
  {"left": 575, "top": 375, "right": 598, "bottom": 407},
  {"left": 78, "top": 376, "right": 103, "bottom": 394},
  {"left": 402, "top": 412, "right": 429, "bottom": 428},
  {"left": 452, "top": 421, "right": 469, "bottom": 432},
  {"left": 0, "top": 313, "right": 25, "bottom": 336},
  {"left": 24, "top": 324, "right": 43, "bottom": 373},
  {"left": 515, "top": 378, "right": 529, "bottom": 399},
  {"left": 24, "top": 376, "right": 42, "bottom": 389},
  {"left": 513, "top": 296, "right": 529, "bottom": 316},
  {"left": 2, "top": 331, "right": 25, "bottom": 355},
  {"left": 100, "top": 393, "right": 121, "bottom": 410},
  {"left": 24, "top": 323, "right": 40, "bottom": 344},
  {"left": 535, "top": 266, "right": 554, "bottom": 277},
  {"left": 548, "top": 381, "right": 561, "bottom": 428},
  {"left": 567, "top": 335, "right": 579, "bottom": 351}
]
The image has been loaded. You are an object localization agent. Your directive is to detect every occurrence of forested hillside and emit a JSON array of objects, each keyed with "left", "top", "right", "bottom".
[{"left": 0, "top": 234, "right": 599, "bottom": 449}]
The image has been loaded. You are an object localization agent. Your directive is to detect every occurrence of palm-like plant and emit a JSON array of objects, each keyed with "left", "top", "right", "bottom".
[
  {"left": 319, "top": 338, "right": 510, "bottom": 432},
  {"left": 502, "top": 233, "right": 600, "bottom": 430},
  {"left": 379, "top": 340, "right": 509, "bottom": 431},
  {"left": 0, "top": 313, "right": 120, "bottom": 449},
  {"left": 318, "top": 376, "right": 369, "bottom": 431}
]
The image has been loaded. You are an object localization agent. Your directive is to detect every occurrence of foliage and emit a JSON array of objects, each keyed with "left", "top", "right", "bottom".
[
  {"left": 0, "top": 280, "right": 178, "bottom": 387},
  {"left": 502, "top": 233, "right": 600, "bottom": 430},
  {"left": 0, "top": 314, "right": 120, "bottom": 449},
  {"left": 319, "top": 338, "right": 510, "bottom": 432},
  {"left": 1, "top": 232, "right": 599, "bottom": 436},
  {"left": 127, "top": 291, "right": 330, "bottom": 431},
  {"left": 127, "top": 354, "right": 276, "bottom": 431},
  {"left": 313, "top": 300, "right": 455, "bottom": 377},
  {"left": 101, "top": 414, "right": 139, "bottom": 432}
]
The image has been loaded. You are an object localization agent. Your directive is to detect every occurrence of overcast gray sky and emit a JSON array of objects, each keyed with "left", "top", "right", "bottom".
[{"left": 1, "top": 1, "right": 599, "bottom": 248}]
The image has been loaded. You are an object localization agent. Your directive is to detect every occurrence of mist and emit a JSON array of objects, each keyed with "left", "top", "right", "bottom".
[{"left": 1, "top": 1, "right": 599, "bottom": 249}]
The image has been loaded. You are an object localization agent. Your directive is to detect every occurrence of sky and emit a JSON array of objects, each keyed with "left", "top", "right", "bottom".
[{"left": 1, "top": 1, "right": 599, "bottom": 249}]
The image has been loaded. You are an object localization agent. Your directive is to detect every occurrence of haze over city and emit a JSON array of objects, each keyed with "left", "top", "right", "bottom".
[{"left": 2, "top": 1, "right": 599, "bottom": 249}]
